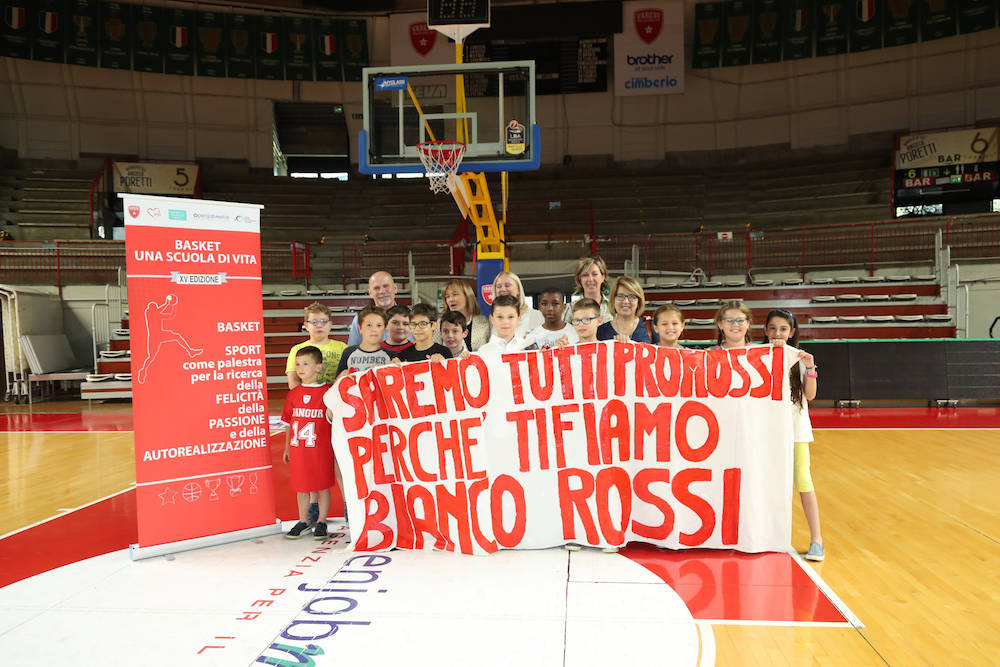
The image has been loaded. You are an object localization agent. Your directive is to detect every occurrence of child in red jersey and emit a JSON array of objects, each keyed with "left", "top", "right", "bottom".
[{"left": 281, "top": 346, "right": 336, "bottom": 540}]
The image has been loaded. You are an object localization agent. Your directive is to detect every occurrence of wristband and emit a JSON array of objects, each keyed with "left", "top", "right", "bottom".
[{"left": 806, "top": 371, "right": 818, "bottom": 378}]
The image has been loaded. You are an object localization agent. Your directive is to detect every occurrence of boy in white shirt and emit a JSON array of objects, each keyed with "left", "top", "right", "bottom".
[
  {"left": 477, "top": 295, "right": 526, "bottom": 354},
  {"left": 525, "top": 286, "right": 578, "bottom": 349}
]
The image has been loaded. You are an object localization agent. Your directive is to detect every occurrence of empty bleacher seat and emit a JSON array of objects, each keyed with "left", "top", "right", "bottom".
[
  {"left": 811, "top": 316, "right": 838, "bottom": 323},
  {"left": 891, "top": 293, "right": 918, "bottom": 301},
  {"left": 926, "top": 313, "right": 952, "bottom": 322},
  {"left": 690, "top": 318, "right": 715, "bottom": 325},
  {"left": 914, "top": 274, "right": 936, "bottom": 281},
  {"left": 751, "top": 278, "right": 774, "bottom": 286},
  {"left": 674, "top": 299, "right": 696, "bottom": 306},
  {"left": 895, "top": 315, "right": 924, "bottom": 322},
  {"left": 840, "top": 315, "right": 865, "bottom": 322},
  {"left": 886, "top": 274, "right": 911, "bottom": 281},
  {"left": 860, "top": 275, "right": 886, "bottom": 283},
  {"left": 262, "top": 289, "right": 275, "bottom": 296},
  {"left": 307, "top": 289, "right": 325, "bottom": 296},
  {"left": 724, "top": 279, "right": 746, "bottom": 287},
  {"left": 782, "top": 278, "right": 803, "bottom": 285},
  {"left": 696, "top": 298, "right": 720, "bottom": 305},
  {"left": 866, "top": 315, "right": 894, "bottom": 322},
  {"left": 702, "top": 280, "right": 722, "bottom": 288},
  {"left": 812, "top": 295, "right": 836, "bottom": 303},
  {"left": 834, "top": 276, "right": 859, "bottom": 283},
  {"left": 679, "top": 281, "right": 699, "bottom": 288},
  {"left": 863, "top": 294, "right": 891, "bottom": 301},
  {"left": 280, "top": 289, "right": 302, "bottom": 296},
  {"left": 810, "top": 277, "right": 834, "bottom": 284},
  {"left": 657, "top": 281, "right": 679, "bottom": 289},
  {"left": 835, "top": 293, "right": 862, "bottom": 301}
]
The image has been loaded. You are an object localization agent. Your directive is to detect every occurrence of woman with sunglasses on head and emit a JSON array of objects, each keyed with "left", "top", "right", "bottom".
[{"left": 596, "top": 276, "right": 651, "bottom": 343}]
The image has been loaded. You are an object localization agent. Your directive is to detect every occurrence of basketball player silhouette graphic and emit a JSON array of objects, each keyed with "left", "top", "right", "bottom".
[{"left": 136, "top": 294, "right": 203, "bottom": 384}]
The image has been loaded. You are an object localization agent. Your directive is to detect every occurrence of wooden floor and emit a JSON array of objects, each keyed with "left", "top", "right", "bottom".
[{"left": 1, "top": 401, "right": 998, "bottom": 665}]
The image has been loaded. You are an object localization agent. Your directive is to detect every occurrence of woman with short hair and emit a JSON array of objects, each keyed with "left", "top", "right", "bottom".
[{"left": 597, "top": 275, "right": 650, "bottom": 343}]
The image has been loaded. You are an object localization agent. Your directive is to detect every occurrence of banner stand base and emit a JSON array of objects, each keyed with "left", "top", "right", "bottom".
[{"left": 129, "top": 520, "right": 283, "bottom": 561}]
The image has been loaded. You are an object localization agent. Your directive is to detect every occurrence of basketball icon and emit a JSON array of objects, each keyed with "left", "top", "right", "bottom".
[{"left": 181, "top": 482, "right": 201, "bottom": 502}]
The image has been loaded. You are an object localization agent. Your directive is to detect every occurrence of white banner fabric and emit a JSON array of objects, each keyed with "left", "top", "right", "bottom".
[
  {"left": 327, "top": 341, "right": 800, "bottom": 556},
  {"left": 113, "top": 162, "right": 200, "bottom": 195},
  {"left": 614, "top": 0, "right": 685, "bottom": 96},
  {"left": 895, "top": 127, "right": 999, "bottom": 170}
]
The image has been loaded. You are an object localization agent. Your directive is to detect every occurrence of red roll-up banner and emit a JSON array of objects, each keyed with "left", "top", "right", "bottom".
[{"left": 123, "top": 194, "right": 279, "bottom": 557}]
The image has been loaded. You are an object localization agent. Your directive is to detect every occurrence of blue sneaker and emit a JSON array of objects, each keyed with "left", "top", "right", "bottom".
[
  {"left": 805, "top": 542, "right": 825, "bottom": 561},
  {"left": 307, "top": 502, "right": 319, "bottom": 527}
]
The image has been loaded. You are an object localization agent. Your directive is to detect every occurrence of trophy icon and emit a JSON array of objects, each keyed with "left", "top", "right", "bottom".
[
  {"left": 205, "top": 477, "right": 221, "bottom": 501},
  {"left": 73, "top": 14, "right": 91, "bottom": 37},
  {"left": 290, "top": 32, "right": 306, "bottom": 54},
  {"left": 758, "top": 11, "right": 777, "bottom": 39},
  {"left": 248, "top": 472, "right": 259, "bottom": 495},
  {"left": 200, "top": 27, "right": 221, "bottom": 53},
  {"left": 105, "top": 17, "right": 125, "bottom": 42},
  {"left": 888, "top": 0, "right": 913, "bottom": 20},
  {"left": 347, "top": 33, "right": 362, "bottom": 57},
  {"left": 698, "top": 18, "right": 719, "bottom": 44},
  {"left": 728, "top": 14, "right": 749, "bottom": 43},
  {"left": 231, "top": 28, "right": 248, "bottom": 55},
  {"left": 138, "top": 20, "right": 157, "bottom": 48},
  {"left": 226, "top": 474, "right": 244, "bottom": 497}
]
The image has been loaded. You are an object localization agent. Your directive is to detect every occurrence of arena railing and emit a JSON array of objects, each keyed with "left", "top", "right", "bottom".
[
  {"left": 340, "top": 240, "right": 454, "bottom": 289},
  {"left": 596, "top": 213, "right": 1000, "bottom": 278},
  {"left": 505, "top": 199, "right": 597, "bottom": 255},
  {"left": 0, "top": 240, "right": 310, "bottom": 291}
]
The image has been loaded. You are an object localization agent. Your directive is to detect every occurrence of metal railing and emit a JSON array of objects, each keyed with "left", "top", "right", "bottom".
[
  {"left": 0, "top": 240, "right": 310, "bottom": 289},
  {"left": 340, "top": 240, "right": 453, "bottom": 288},
  {"left": 595, "top": 213, "right": 1000, "bottom": 278}
]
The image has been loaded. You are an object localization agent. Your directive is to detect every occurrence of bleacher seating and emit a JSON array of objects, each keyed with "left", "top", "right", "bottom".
[{"left": 0, "top": 164, "right": 95, "bottom": 240}]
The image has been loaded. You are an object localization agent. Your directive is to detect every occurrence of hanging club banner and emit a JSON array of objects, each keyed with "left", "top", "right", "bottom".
[
  {"left": 326, "top": 341, "right": 800, "bottom": 556},
  {"left": 123, "top": 194, "right": 278, "bottom": 556}
]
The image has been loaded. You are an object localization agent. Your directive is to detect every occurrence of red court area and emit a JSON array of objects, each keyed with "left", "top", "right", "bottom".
[{"left": 5, "top": 407, "right": 995, "bottom": 622}]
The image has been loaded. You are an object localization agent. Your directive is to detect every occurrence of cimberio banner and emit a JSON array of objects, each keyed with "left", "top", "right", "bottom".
[
  {"left": 614, "top": 0, "right": 684, "bottom": 95},
  {"left": 123, "top": 194, "right": 278, "bottom": 555},
  {"left": 326, "top": 342, "right": 799, "bottom": 555}
]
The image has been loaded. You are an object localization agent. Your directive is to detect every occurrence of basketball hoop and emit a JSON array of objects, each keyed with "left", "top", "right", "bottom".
[{"left": 417, "top": 140, "right": 466, "bottom": 194}]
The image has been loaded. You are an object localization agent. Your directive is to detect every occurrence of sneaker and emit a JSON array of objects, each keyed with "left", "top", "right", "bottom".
[
  {"left": 307, "top": 502, "right": 319, "bottom": 527},
  {"left": 563, "top": 544, "right": 581, "bottom": 552},
  {"left": 805, "top": 542, "right": 825, "bottom": 561},
  {"left": 602, "top": 547, "right": 620, "bottom": 554},
  {"left": 313, "top": 522, "right": 328, "bottom": 540},
  {"left": 285, "top": 521, "right": 309, "bottom": 539}
]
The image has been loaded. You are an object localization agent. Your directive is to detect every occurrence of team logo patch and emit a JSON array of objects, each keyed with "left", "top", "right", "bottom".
[
  {"left": 634, "top": 8, "right": 663, "bottom": 44},
  {"left": 171, "top": 25, "right": 187, "bottom": 48},
  {"left": 262, "top": 31, "right": 278, "bottom": 54},
  {"left": 128, "top": 205, "right": 140, "bottom": 218},
  {"left": 409, "top": 22, "right": 436, "bottom": 56},
  {"left": 303, "top": 395, "right": 311, "bottom": 404},
  {"left": 320, "top": 34, "right": 335, "bottom": 56},
  {"left": 481, "top": 284, "right": 494, "bottom": 305},
  {"left": 39, "top": 10, "right": 59, "bottom": 34}
]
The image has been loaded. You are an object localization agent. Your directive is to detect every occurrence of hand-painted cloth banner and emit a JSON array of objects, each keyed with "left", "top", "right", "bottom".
[{"left": 327, "top": 341, "right": 801, "bottom": 556}]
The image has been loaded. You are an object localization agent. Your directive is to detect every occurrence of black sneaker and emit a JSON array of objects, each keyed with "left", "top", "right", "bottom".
[
  {"left": 307, "top": 502, "right": 319, "bottom": 527},
  {"left": 285, "top": 521, "right": 309, "bottom": 539},
  {"left": 313, "top": 522, "right": 328, "bottom": 540}
]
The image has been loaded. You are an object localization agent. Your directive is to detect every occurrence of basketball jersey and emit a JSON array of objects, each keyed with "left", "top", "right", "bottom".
[{"left": 280, "top": 384, "right": 336, "bottom": 492}]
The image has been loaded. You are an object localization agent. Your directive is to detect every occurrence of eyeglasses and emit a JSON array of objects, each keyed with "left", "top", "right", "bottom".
[
  {"left": 572, "top": 316, "right": 600, "bottom": 325},
  {"left": 614, "top": 294, "right": 639, "bottom": 302},
  {"left": 306, "top": 319, "right": 330, "bottom": 326},
  {"left": 411, "top": 321, "right": 432, "bottom": 329},
  {"left": 723, "top": 317, "right": 749, "bottom": 325}
]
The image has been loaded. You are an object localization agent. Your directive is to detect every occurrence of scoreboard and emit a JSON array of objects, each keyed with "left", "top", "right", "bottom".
[
  {"left": 892, "top": 128, "right": 1000, "bottom": 218},
  {"left": 428, "top": 0, "right": 490, "bottom": 26}
]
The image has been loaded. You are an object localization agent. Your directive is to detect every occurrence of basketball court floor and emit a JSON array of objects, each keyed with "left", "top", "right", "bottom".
[{"left": 1, "top": 401, "right": 997, "bottom": 665}]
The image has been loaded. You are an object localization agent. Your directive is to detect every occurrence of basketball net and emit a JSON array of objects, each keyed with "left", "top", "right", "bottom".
[{"left": 416, "top": 140, "right": 466, "bottom": 195}]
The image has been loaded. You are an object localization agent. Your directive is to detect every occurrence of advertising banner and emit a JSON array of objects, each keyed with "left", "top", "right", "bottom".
[
  {"left": 341, "top": 18, "right": 368, "bottom": 82},
  {"left": 283, "top": 15, "right": 313, "bottom": 81},
  {"left": 957, "top": 0, "right": 997, "bottom": 32},
  {"left": 256, "top": 13, "right": 283, "bottom": 80},
  {"left": 752, "top": 0, "right": 783, "bottom": 64},
  {"left": 164, "top": 7, "right": 193, "bottom": 75},
  {"left": 32, "top": 0, "right": 66, "bottom": 63},
  {"left": 124, "top": 194, "right": 275, "bottom": 550},
  {"left": 816, "top": 0, "right": 848, "bottom": 55},
  {"left": 327, "top": 342, "right": 799, "bottom": 555},
  {"left": 850, "top": 0, "right": 884, "bottom": 51},
  {"left": 693, "top": 2, "right": 723, "bottom": 68},
  {"left": 225, "top": 12, "right": 253, "bottom": 79},
  {"left": 784, "top": 0, "right": 814, "bottom": 59},
  {"left": 196, "top": 11, "right": 226, "bottom": 77},
  {"left": 67, "top": 0, "right": 98, "bottom": 66},
  {"left": 99, "top": 1, "right": 130, "bottom": 69},
  {"left": 614, "top": 0, "right": 684, "bottom": 95},
  {"left": 885, "top": 0, "right": 920, "bottom": 45},
  {"left": 131, "top": 4, "right": 162, "bottom": 74},
  {"left": 895, "top": 127, "right": 999, "bottom": 170},
  {"left": 722, "top": 0, "right": 753, "bottom": 67},
  {"left": 314, "top": 17, "right": 342, "bottom": 81},
  {"left": 113, "top": 161, "right": 199, "bottom": 195}
]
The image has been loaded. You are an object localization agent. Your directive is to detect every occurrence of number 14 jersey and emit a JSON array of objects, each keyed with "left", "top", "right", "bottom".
[{"left": 281, "top": 383, "right": 336, "bottom": 492}]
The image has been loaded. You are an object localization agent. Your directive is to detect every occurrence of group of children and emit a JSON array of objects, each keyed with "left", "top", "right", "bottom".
[{"left": 279, "top": 293, "right": 824, "bottom": 562}]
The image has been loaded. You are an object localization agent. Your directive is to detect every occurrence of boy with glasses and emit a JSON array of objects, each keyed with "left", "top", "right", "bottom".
[
  {"left": 400, "top": 303, "right": 452, "bottom": 362},
  {"left": 570, "top": 298, "right": 603, "bottom": 344}
]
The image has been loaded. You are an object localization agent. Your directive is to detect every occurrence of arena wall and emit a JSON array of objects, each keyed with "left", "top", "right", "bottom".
[{"left": 1, "top": 8, "right": 999, "bottom": 168}]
